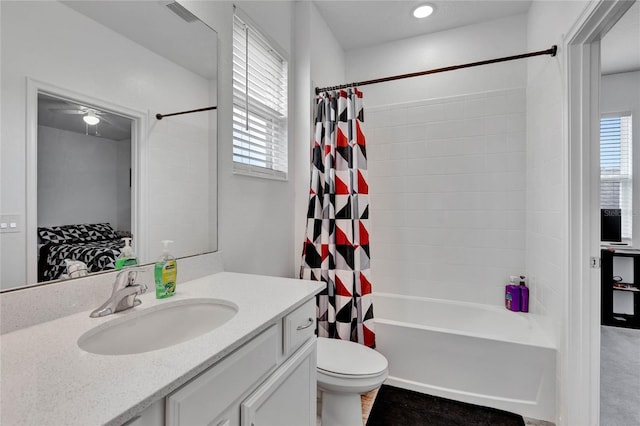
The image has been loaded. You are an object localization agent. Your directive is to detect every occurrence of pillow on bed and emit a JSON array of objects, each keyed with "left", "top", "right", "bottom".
[
  {"left": 37, "top": 224, "right": 83, "bottom": 244},
  {"left": 37, "top": 226, "right": 68, "bottom": 244},
  {"left": 38, "top": 223, "right": 119, "bottom": 244},
  {"left": 80, "top": 223, "right": 120, "bottom": 242}
]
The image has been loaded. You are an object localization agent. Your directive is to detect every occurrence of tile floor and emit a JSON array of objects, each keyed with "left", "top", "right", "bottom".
[{"left": 361, "top": 389, "right": 378, "bottom": 423}]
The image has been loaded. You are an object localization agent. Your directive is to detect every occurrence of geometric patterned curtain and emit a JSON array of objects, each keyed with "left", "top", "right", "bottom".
[{"left": 300, "top": 88, "right": 376, "bottom": 348}]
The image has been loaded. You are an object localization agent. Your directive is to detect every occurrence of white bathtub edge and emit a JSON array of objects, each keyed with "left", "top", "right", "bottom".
[
  {"left": 384, "top": 376, "right": 538, "bottom": 406},
  {"left": 373, "top": 292, "right": 557, "bottom": 349}
]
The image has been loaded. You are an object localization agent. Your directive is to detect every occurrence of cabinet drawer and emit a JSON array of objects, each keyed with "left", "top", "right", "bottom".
[
  {"left": 166, "top": 326, "right": 278, "bottom": 425},
  {"left": 283, "top": 299, "right": 315, "bottom": 356}
]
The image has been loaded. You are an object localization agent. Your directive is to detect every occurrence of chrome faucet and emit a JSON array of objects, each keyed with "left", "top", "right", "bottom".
[{"left": 90, "top": 267, "right": 147, "bottom": 318}]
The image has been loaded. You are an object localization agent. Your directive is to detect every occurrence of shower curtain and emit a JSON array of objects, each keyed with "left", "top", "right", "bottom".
[{"left": 300, "top": 88, "right": 375, "bottom": 348}]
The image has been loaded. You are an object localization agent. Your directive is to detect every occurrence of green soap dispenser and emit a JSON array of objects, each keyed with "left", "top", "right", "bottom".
[
  {"left": 115, "top": 238, "right": 138, "bottom": 270},
  {"left": 155, "top": 240, "right": 177, "bottom": 299}
]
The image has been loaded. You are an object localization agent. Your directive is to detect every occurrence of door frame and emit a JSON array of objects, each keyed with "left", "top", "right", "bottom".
[
  {"left": 25, "top": 78, "right": 148, "bottom": 283},
  {"left": 565, "top": 1, "right": 635, "bottom": 424}
]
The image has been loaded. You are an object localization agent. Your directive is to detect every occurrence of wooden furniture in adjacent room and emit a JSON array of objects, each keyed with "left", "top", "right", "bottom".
[{"left": 601, "top": 248, "right": 640, "bottom": 329}]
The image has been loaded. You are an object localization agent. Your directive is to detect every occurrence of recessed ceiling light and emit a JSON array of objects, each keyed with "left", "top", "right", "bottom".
[{"left": 413, "top": 4, "right": 434, "bottom": 19}]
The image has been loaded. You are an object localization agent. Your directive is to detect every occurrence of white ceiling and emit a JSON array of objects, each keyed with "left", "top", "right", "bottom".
[
  {"left": 313, "top": 0, "right": 533, "bottom": 51},
  {"left": 313, "top": 0, "right": 640, "bottom": 74}
]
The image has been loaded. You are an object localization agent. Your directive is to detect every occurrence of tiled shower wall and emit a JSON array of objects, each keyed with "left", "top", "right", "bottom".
[{"left": 366, "top": 88, "right": 526, "bottom": 306}]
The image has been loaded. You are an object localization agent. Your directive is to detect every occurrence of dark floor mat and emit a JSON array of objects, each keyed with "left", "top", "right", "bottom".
[{"left": 366, "top": 385, "right": 525, "bottom": 426}]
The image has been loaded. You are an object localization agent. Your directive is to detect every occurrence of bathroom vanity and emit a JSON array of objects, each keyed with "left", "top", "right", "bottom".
[{"left": 0, "top": 272, "right": 323, "bottom": 425}]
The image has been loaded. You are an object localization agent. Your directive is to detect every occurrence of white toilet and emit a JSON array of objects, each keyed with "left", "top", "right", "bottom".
[{"left": 316, "top": 337, "right": 388, "bottom": 426}]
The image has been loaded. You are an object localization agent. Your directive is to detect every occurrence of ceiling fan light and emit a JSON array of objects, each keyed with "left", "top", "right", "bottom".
[
  {"left": 83, "top": 111, "right": 100, "bottom": 126},
  {"left": 413, "top": 4, "right": 434, "bottom": 19}
]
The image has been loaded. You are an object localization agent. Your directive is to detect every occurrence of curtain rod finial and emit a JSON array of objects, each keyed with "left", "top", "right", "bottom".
[
  {"left": 155, "top": 113, "right": 163, "bottom": 120},
  {"left": 550, "top": 45, "right": 558, "bottom": 57}
]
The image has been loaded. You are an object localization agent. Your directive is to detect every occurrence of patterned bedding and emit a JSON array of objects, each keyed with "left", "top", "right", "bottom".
[{"left": 37, "top": 223, "right": 125, "bottom": 282}]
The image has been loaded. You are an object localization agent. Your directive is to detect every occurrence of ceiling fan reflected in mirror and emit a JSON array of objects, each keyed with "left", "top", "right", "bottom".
[
  {"left": 83, "top": 110, "right": 100, "bottom": 125},
  {"left": 39, "top": 93, "right": 133, "bottom": 141},
  {"left": 48, "top": 106, "right": 114, "bottom": 137},
  {"left": 48, "top": 105, "right": 115, "bottom": 127}
]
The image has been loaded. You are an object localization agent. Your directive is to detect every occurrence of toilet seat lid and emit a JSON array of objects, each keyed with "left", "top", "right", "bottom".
[{"left": 317, "top": 337, "right": 388, "bottom": 376}]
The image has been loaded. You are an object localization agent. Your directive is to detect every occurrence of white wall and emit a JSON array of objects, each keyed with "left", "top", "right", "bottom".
[
  {"left": 293, "top": 1, "right": 347, "bottom": 276},
  {"left": 37, "top": 126, "right": 131, "bottom": 232},
  {"left": 342, "top": 15, "right": 527, "bottom": 305},
  {"left": 525, "top": 1, "right": 591, "bottom": 424},
  {"left": 1, "top": 1, "right": 214, "bottom": 289},
  {"left": 601, "top": 71, "right": 640, "bottom": 248},
  {"left": 182, "top": 1, "right": 297, "bottom": 277}
]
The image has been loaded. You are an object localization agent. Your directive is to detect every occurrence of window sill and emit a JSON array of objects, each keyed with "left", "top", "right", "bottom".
[{"left": 232, "top": 164, "right": 288, "bottom": 182}]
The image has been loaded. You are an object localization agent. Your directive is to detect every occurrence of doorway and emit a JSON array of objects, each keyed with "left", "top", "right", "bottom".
[
  {"left": 598, "top": 1, "right": 640, "bottom": 424},
  {"left": 26, "top": 79, "right": 145, "bottom": 284},
  {"left": 566, "top": 1, "right": 636, "bottom": 425}
]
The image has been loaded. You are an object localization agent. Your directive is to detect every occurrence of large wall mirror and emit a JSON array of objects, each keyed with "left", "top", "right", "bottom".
[{"left": 0, "top": 1, "right": 218, "bottom": 291}]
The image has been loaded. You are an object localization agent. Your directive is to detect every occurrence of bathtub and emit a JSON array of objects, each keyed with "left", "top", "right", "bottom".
[{"left": 373, "top": 293, "right": 556, "bottom": 422}]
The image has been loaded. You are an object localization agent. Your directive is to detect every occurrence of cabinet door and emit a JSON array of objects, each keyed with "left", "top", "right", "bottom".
[
  {"left": 241, "top": 338, "right": 316, "bottom": 426},
  {"left": 166, "top": 326, "right": 279, "bottom": 426}
]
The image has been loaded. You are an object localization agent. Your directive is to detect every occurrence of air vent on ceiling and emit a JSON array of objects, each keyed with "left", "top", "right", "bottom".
[{"left": 165, "top": 2, "right": 198, "bottom": 23}]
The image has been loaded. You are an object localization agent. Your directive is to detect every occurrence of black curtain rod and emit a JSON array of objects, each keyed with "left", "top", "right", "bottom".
[
  {"left": 156, "top": 106, "right": 217, "bottom": 120},
  {"left": 315, "top": 45, "right": 557, "bottom": 95}
]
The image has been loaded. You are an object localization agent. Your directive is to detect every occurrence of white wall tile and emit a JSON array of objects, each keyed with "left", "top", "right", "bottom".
[
  {"left": 428, "top": 137, "right": 487, "bottom": 157},
  {"left": 406, "top": 104, "right": 446, "bottom": 123},
  {"left": 405, "top": 124, "right": 428, "bottom": 141},
  {"left": 368, "top": 88, "right": 527, "bottom": 306}
]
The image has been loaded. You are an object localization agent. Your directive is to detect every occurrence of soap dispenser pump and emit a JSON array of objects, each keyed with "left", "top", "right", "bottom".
[
  {"left": 155, "top": 240, "right": 177, "bottom": 299},
  {"left": 519, "top": 275, "right": 529, "bottom": 313}
]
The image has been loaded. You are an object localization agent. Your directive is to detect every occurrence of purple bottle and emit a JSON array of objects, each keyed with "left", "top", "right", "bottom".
[
  {"left": 519, "top": 275, "right": 529, "bottom": 313},
  {"left": 505, "top": 276, "right": 521, "bottom": 312}
]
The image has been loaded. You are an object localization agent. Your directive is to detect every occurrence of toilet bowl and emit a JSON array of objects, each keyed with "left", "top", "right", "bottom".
[{"left": 317, "top": 337, "right": 388, "bottom": 426}]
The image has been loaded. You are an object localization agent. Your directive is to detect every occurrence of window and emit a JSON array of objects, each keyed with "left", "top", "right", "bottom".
[
  {"left": 600, "top": 114, "right": 633, "bottom": 240},
  {"left": 232, "top": 12, "right": 288, "bottom": 179}
]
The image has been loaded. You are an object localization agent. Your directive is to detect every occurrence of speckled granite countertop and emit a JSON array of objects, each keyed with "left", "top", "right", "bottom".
[{"left": 0, "top": 272, "right": 323, "bottom": 426}]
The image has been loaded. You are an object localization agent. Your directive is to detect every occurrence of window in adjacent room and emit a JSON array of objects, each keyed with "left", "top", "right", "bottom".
[
  {"left": 232, "top": 11, "right": 288, "bottom": 180},
  {"left": 600, "top": 114, "right": 633, "bottom": 242}
]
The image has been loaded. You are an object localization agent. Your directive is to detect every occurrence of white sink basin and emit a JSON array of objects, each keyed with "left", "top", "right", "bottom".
[{"left": 78, "top": 298, "right": 238, "bottom": 355}]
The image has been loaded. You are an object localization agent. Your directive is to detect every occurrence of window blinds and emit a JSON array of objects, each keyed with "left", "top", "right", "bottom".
[
  {"left": 232, "top": 13, "right": 288, "bottom": 179},
  {"left": 600, "top": 115, "right": 633, "bottom": 240}
]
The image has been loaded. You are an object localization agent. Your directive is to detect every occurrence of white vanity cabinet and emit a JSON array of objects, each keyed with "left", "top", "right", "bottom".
[
  {"left": 0, "top": 272, "right": 324, "bottom": 426},
  {"left": 132, "top": 299, "right": 317, "bottom": 426}
]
